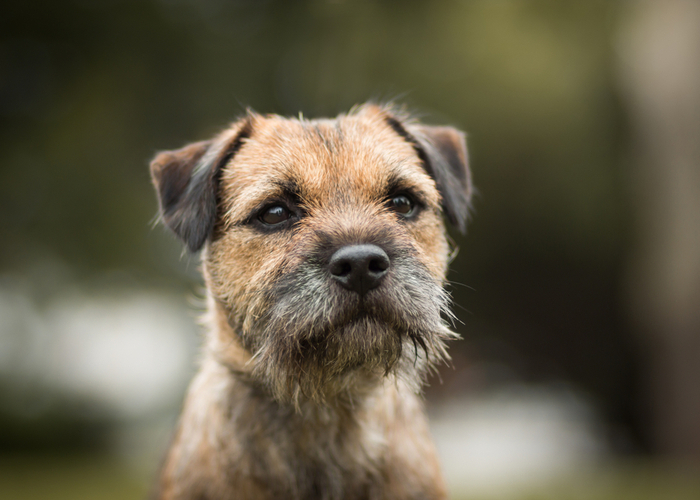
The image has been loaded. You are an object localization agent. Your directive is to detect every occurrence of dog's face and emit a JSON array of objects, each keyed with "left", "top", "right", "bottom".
[{"left": 151, "top": 104, "right": 471, "bottom": 403}]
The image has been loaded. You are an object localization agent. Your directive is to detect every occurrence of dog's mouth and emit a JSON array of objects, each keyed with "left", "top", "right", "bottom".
[{"left": 324, "top": 297, "right": 394, "bottom": 330}]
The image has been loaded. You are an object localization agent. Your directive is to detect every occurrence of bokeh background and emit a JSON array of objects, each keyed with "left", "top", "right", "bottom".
[{"left": 1, "top": 1, "right": 699, "bottom": 499}]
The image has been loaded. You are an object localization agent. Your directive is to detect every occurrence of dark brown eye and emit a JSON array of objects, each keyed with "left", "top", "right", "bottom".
[
  {"left": 388, "top": 194, "right": 415, "bottom": 216},
  {"left": 259, "top": 204, "right": 291, "bottom": 225}
]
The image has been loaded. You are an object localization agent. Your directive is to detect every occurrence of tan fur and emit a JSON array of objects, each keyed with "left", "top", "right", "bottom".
[{"left": 150, "top": 104, "right": 471, "bottom": 500}]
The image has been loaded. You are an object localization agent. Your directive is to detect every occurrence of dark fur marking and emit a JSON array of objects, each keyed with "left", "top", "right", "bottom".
[
  {"left": 385, "top": 116, "right": 433, "bottom": 176},
  {"left": 313, "top": 123, "right": 336, "bottom": 153},
  {"left": 272, "top": 177, "right": 304, "bottom": 207}
]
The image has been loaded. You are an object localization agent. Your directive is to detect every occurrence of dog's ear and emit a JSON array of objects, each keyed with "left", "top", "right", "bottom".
[
  {"left": 410, "top": 125, "right": 472, "bottom": 233},
  {"left": 150, "top": 118, "right": 252, "bottom": 252},
  {"left": 385, "top": 115, "right": 472, "bottom": 233}
]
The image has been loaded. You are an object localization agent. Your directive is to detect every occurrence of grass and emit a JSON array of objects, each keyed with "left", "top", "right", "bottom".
[
  {"left": 452, "top": 460, "right": 700, "bottom": 500},
  {"left": 0, "top": 454, "right": 151, "bottom": 500},
  {"left": 0, "top": 454, "right": 698, "bottom": 500}
]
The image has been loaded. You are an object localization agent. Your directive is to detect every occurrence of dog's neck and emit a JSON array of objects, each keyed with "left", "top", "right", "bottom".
[{"left": 179, "top": 352, "right": 394, "bottom": 499}]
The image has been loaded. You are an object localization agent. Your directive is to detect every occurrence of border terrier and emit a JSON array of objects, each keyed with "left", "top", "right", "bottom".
[{"left": 149, "top": 103, "right": 472, "bottom": 500}]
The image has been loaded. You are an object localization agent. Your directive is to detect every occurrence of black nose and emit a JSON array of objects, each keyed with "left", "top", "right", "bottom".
[{"left": 328, "top": 244, "right": 390, "bottom": 295}]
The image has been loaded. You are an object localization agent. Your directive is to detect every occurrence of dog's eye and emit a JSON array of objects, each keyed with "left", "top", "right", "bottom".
[
  {"left": 388, "top": 194, "right": 415, "bottom": 216},
  {"left": 259, "top": 204, "right": 291, "bottom": 225}
]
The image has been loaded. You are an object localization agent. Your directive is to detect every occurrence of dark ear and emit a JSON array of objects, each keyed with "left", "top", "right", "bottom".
[
  {"left": 411, "top": 124, "right": 472, "bottom": 233},
  {"left": 385, "top": 116, "right": 472, "bottom": 233},
  {"left": 150, "top": 119, "right": 251, "bottom": 252}
]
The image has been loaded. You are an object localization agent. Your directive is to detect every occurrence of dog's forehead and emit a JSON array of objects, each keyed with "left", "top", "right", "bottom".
[{"left": 219, "top": 110, "right": 439, "bottom": 219}]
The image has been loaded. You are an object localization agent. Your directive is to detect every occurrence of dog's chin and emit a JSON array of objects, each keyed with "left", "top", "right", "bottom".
[
  {"left": 321, "top": 313, "right": 404, "bottom": 368},
  {"left": 247, "top": 310, "right": 424, "bottom": 405}
]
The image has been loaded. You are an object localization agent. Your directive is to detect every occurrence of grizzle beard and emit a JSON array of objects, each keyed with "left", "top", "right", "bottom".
[{"left": 240, "top": 255, "right": 458, "bottom": 406}]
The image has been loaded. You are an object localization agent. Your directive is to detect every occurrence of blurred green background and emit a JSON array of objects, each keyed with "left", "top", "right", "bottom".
[{"left": 1, "top": 1, "right": 699, "bottom": 498}]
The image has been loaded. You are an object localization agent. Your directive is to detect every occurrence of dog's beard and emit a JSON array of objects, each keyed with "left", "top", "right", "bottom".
[{"left": 240, "top": 254, "right": 458, "bottom": 405}]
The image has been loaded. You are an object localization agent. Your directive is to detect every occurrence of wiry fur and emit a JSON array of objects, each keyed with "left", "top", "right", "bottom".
[{"left": 150, "top": 104, "right": 471, "bottom": 500}]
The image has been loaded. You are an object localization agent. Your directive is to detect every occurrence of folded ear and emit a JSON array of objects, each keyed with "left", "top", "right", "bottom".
[
  {"left": 385, "top": 115, "right": 472, "bottom": 233},
  {"left": 150, "top": 118, "right": 252, "bottom": 252},
  {"left": 411, "top": 124, "right": 472, "bottom": 233}
]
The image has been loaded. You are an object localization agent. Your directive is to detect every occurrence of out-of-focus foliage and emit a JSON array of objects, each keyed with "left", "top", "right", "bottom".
[{"left": 1, "top": 0, "right": 638, "bottom": 448}]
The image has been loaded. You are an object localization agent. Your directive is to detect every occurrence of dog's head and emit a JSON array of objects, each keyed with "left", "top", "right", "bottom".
[{"left": 150, "top": 104, "right": 472, "bottom": 404}]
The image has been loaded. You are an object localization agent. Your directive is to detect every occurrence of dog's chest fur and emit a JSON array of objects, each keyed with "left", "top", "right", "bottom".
[{"left": 163, "top": 359, "right": 441, "bottom": 500}]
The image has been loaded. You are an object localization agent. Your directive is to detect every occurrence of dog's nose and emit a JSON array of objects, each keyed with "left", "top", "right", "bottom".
[{"left": 328, "top": 244, "right": 390, "bottom": 295}]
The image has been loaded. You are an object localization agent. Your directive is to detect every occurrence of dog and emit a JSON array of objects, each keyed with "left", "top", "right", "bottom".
[{"left": 149, "top": 103, "right": 472, "bottom": 500}]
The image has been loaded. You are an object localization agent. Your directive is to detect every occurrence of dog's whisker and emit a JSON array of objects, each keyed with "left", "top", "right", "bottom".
[{"left": 445, "top": 279, "right": 476, "bottom": 291}]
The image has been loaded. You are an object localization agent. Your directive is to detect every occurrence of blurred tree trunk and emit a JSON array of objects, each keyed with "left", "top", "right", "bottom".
[{"left": 619, "top": 0, "right": 700, "bottom": 459}]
